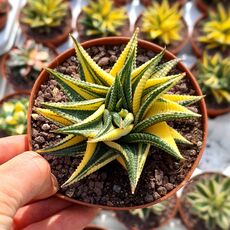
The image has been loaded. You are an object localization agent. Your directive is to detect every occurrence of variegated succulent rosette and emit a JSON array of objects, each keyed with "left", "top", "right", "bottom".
[{"left": 34, "top": 29, "right": 203, "bottom": 194}]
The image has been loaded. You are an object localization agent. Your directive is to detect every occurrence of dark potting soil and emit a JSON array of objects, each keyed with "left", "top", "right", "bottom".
[
  {"left": 180, "top": 173, "right": 227, "bottom": 230},
  {"left": 135, "top": 16, "right": 188, "bottom": 54},
  {"left": 31, "top": 44, "right": 203, "bottom": 207},
  {"left": 192, "top": 65, "right": 230, "bottom": 111},
  {"left": 20, "top": 8, "right": 72, "bottom": 41},
  {"left": 193, "top": 19, "right": 230, "bottom": 57},
  {"left": 203, "top": 0, "right": 229, "bottom": 7},
  {"left": 77, "top": 12, "right": 131, "bottom": 42},
  {"left": 116, "top": 195, "right": 177, "bottom": 230}
]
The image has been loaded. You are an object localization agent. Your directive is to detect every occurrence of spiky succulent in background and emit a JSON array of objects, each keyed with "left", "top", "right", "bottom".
[
  {"left": 199, "top": 4, "right": 230, "bottom": 50},
  {"left": 131, "top": 201, "right": 166, "bottom": 220},
  {"left": 141, "top": 0, "right": 182, "bottom": 45},
  {"left": 7, "top": 40, "right": 53, "bottom": 82},
  {"left": 35, "top": 29, "right": 202, "bottom": 193},
  {"left": 20, "top": 0, "right": 68, "bottom": 33},
  {"left": 187, "top": 175, "right": 230, "bottom": 230},
  {"left": 81, "top": 0, "right": 127, "bottom": 37},
  {"left": 0, "top": 97, "right": 28, "bottom": 136},
  {"left": 197, "top": 53, "right": 230, "bottom": 104}
]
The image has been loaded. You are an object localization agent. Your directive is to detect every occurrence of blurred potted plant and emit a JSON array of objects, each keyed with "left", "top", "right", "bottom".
[
  {"left": 0, "top": 92, "right": 29, "bottom": 137},
  {"left": 135, "top": 0, "right": 188, "bottom": 54},
  {"left": 116, "top": 195, "right": 178, "bottom": 229},
  {"left": 192, "top": 53, "right": 230, "bottom": 117},
  {"left": 192, "top": 4, "right": 230, "bottom": 58},
  {"left": 179, "top": 173, "right": 230, "bottom": 230},
  {"left": 19, "top": 0, "right": 72, "bottom": 46},
  {"left": 28, "top": 30, "right": 207, "bottom": 209},
  {"left": 1, "top": 39, "right": 57, "bottom": 91},
  {"left": 76, "top": 0, "right": 130, "bottom": 42},
  {"left": 0, "top": 0, "right": 10, "bottom": 30},
  {"left": 140, "top": 0, "right": 186, "bottom": 7},
  {"left": 195, "top": 0, "right": 229, "bottom": 15}
]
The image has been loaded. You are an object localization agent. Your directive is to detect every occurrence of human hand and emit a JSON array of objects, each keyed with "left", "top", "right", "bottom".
[{"left": 0, "top": 135, "right": 98, "bottom": 230}]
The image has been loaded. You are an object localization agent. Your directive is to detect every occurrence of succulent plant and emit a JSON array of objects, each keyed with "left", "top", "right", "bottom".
[
  {"left": 20, "top": 0, "right": 68, "bottom": 34},
  {"left": 141, "top": 0, "right": 183, "bottom": 45},
  {"left": 199, "top": 4, "right": 230, "bottom": 50},
  {"left": 0, "top": 97, "right": 28, "bottom": 136},
  {"left": 187, "top": 174, "right": 230, "bottom": 230},
  {"left": 7, "top": 40, "right": 54, "bottom": 82},
  {"left": 197, "top": 53, "right": 230, "bottom": 104},
  {"left": 81, "top": 0, "right": 127, "bottom": 37},
  {"left": 0, "top": 0, "right": 9, "bottom": 13},
  {"left": 131, "top": 201, "right": 167, "bottom": 220},
  {"left": 35, "top": 29, "right": 202, "bottom": 193}
]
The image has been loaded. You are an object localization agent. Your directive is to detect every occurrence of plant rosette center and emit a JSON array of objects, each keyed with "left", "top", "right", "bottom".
[{"left": 31, "top": 28, "right": 206, "bottom": 207}]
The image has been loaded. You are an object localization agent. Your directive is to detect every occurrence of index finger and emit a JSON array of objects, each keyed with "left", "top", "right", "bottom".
[{"left": 0, "top": 135, "right": 29, "bottom": 164}]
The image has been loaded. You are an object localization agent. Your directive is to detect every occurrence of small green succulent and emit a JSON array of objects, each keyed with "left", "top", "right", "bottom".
[
  {"left": 199, "top": 4, "right": 230, "bottom": 50},
  {"left": 131, "top": 201, "right": 167, "bottom": 220},
  {"left": 141, "top": 0, "right": 183, "bottom": 45},
  {"left": 34, "top": 29, "right": 202, "bottom": 193},
  {"left": 0, "top": 97, "right": 28, "bottom": 136},
  {"left": 81, "top": 0, "right": 127, "bottom": 37},
  {"left": 187, "top": 174, "right": 230, "bottom": 230},
  {"left": 197, "top": 53, "right": 230, "bottom": 104},
  {"left": 7, "top": 40, "right": 54, "bottom": 83},
  {"left": 20, "top": 0, "right": 68, "bottom": 33}
]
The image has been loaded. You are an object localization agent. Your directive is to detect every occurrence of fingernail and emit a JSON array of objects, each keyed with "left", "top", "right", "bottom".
[{"left": 51, "top": 173, "right": 59, "bottom": 192}]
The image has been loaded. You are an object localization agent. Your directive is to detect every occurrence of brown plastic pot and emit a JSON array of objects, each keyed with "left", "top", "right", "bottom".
[
  {"left": 191, "top": 65, "right": 230, "bottom": 118},
  {"left": 140, "top": 0, "right": 186, "bottom": 7},
  {"left": 84, "top": 225, "right": 107, "bottom": 230},
  {"left": 134, "top": 15, "right": 189, "bottom": 55},
  {"left": 76, "top": 11, "right": 131, "bottom": 42},
  {"left": 116, "top": 195, "right": 179, "bottom": 230},
  {"left": 0, "top": 91, "right": 30, "bottom": 137},
  {"left": 0, "top": 1, "right": 11, "bottom": 30},
  {"left": 19, "top": 4, "right": 72, "bottom": 47},
  {"left": 0, "top": 42, "right": 58, "bottom": 92},
  {"left": 28, "top": 36, "right": 208, "bottom": 210},
  {"left": 178, "top": 172, "right": 228, "bottom": 230}
]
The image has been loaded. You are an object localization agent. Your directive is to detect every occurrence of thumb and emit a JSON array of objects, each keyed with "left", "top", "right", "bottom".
[{"left": 0, "top": 151, "right": 58, "bottom": 230}]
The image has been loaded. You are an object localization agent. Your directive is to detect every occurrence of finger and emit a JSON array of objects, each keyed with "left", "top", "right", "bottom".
[
  {"left": 23, "top": 205, "right": 99, "bottom": 230},
  {"left": 0, "top": 135, "right": 28, "bottom": 164},
  {"left": 0, "top": 151, "right": 58, "bottom": 230},
  {"left": 14, "top": 197, "right": 73, "bottom": 229}
]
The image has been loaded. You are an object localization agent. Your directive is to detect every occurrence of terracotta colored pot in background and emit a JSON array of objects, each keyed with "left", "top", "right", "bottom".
[
  {"left": 28, "top": 37, "right": 208, "bottom": 210},
  {"left": 191, "top": 65, "right": 230, "bottom": 117},
  {"left": 0, "top": 91, "right": 30, "bottom": 137},
  {"left": 135, "top": 15, "right": 189, "bottom": 55},
  {"left": 116, "top": 195, "right": 179, "bottom": 230},
  {"left": 0, "top": 43, "right": 58, "bottom": 92},
  {"left": 178, "top": 172, "right": 229, "bottom": 230},
  {"left": 140, "top": 0, "right": 186, "bottom": 7},
  {"left": 19, "top": 4, "right": 72, "bottom": 47}
]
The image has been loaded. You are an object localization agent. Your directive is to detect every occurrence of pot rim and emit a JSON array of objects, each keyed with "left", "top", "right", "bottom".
[
  {"left": 0, "top": 41, "right": 59, "bottom": 92},
  {"left": 178, "top": 171, "right": 228, "bottom": 230},
  {"left": 28, "top": 36, "right": 208, "bottom": 210},
  {"left": 195, "top": 0, "right": 208, "bottom": 15},
  {"left": 83, "top": 225, "right": 107, "bottom": 230},
  {"left": 134, "top": 15, "right": 189, "bottom": 55},
  {"left": 115, "top": 194, "right": 179, "bottom": 230}
]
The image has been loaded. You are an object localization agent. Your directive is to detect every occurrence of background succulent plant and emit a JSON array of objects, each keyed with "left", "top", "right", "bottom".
[
  {"left": 199, "top": 4, "right": 230, "bottom": 50},
  {"left": 20, "top": 0, "right": 68, "bottom": 34},
  {"left": 0, "top": 97, "right": 28, "bottom": 136},
  {"left": 197, "top": 53, "right": 230, "bottom": 104},
  {"left": 141, "top": 0, "right": 183, "bottom": 45},
  {"left": 81, "top": 0, "right": 127, "bottom": 37},
  {"left": 7, "top": 40, "right": 54, "bottom": 84},
  {"left": 34, "top": 29, "right": 202, "bottom": 193},
  {"left": 130, "top": 201, "right": 167, "bottom": 220},
  {"left": 187, "top": 174, "right": 230, "bottom": 230}
]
